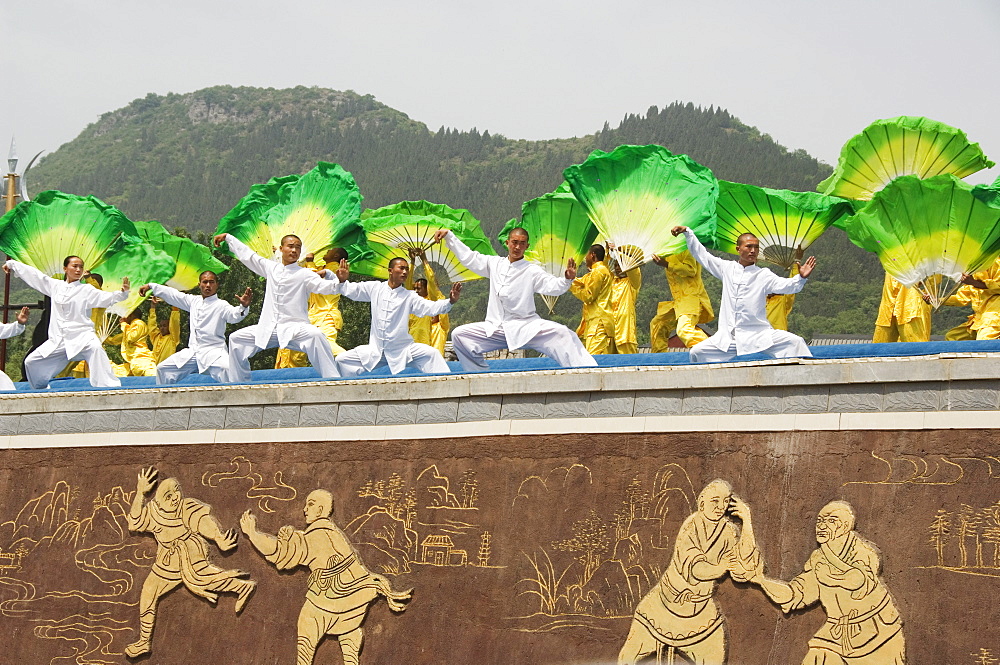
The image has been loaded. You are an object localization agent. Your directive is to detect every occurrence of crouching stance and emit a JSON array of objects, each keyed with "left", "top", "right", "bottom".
[
  {"left": 214, "top": 233, "right": 342, "bottom": 381},
  {"left": 333, "top": 256, "right": 461, "bottom": 377},
  {"left": 138, "top": 271, "right": 252, "bottom": 384},
  {"left": 241, "top": 490, "right": 412, "bottom": 665},
  {"left": 5, "top": 256, "right": 128, "bottom": 389},
  {"left": 434, "top": 227, "right": 596, "bottom": 370}
]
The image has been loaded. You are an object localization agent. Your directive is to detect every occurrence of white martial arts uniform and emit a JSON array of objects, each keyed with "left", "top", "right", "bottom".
[
  {"left": 222, "top": 235, "right": 343, "bottom": 382},
  {"left": 0, "top": 320, "right": 26, "bottom": 391},
  {"left": 442, "top": 231, "right": 597, "bottom": 371},
  {"left": 334, "top": 279, "right": 453, "bottom": 377},
  {"left": 147, "top": 283, "right": 249, "bottom": 384},
  {"left": 681, "top": 228, "right": 812, "bottom": 363},
  {"left": 6, "top": 260, "right": 128, "bottom": 389}
]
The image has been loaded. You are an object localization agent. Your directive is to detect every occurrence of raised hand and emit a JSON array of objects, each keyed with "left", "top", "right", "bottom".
[
  {"left": 565, "top": 257, "right": 577, "bottom": 280},
  {"left": 212, "top": 233, "right": 227, "bottom": 247},
  {"left": 138, "top": 284, "right": 152, "bottom": 297},
  {"left": 335, "top": 258, "right": 350, "bottom": 282},
  {"left": 238, "top": 287, "right": 253, "bottom": 307},
  {"left": 650, "top": 254, "right": 669, "bottom": 268},
  {"left": 15, "top": 306, "right": 29, "bottom": 325},
  {"left": 432, "top": 229, "right": 449, "bottom": 244},
  {"left": 671, "top": 225, "right": 688, "bottom": 236},
  {"left": 239, "top": 510, "right": 257, "bottom": 535},
  {"left": 137, "top": 467, "right": 158, "bottom": 494},
  {"left": 121, "top": 277, "right": 130, "bottom": 292},
  {"left": 1, "top": 263, "right": 9, "bottom": 275},
  {"left": 449, "top": 282, "right": 463, "bottom": 303},
  {"left": 217, "top": 528, "right": 239, "bottom": 552},
  {"left": 798, "top": 256, "right": 817, "bottom": 279}
]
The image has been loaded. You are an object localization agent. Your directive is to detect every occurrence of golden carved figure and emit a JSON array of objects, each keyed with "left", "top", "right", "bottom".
[
  {"left": 751, "top": 501, "right": 906, "bottom": 664},
  {"left": 125, "top": 467, "right": 256, "bottom": 659},
  {"left": 240, "top": 489, "right": 412, "bottom": 665},
  {"left": 618, "top": 479, "right": 759, "bottom": 665}
]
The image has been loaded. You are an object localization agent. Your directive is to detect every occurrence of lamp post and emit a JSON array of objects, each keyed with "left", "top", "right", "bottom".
[{"left": 1, "top": 139, "right": 19, "bottom": 370}]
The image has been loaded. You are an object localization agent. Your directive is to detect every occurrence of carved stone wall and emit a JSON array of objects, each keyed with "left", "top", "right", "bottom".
[{"left": 0, "top": 428, "right": 995, "bottom": 664}]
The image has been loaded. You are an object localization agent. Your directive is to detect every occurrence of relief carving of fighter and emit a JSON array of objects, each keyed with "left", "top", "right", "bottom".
[
  {"left": 618, "top": 479, "right": 760, "bottom": 665},
  {"left": 750, "top": 500, "right": 906, "bottom": 664},
  {"left": 125, "top": 467, "right": 255, "bottom": 658},
  {"left": 240, "top": 489, "right": 412, "bottom": 665}
]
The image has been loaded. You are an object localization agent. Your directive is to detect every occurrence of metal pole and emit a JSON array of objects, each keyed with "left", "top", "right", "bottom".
[{"left": 1, "top": 171, "right": 18, "bottom": 370}]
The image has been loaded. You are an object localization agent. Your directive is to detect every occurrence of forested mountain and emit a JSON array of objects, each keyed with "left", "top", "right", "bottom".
[{"left": 6, "top": 85, "right": 968, "bottom": 375}]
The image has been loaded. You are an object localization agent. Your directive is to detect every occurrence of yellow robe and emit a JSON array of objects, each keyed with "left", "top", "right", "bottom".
[
  {"left": 107, "top": 318, "right": 157, "bottom": 376},
  {"left": 766, "top": 264, "right": 800, "bottom": 331},
  {"left": 406, "top": 263, "right": 450, "bottom": 356},
  {"left": 609, "top": 268, "right": 641, "bottom": 354},
  {"left": 276, "top": 259, "right": 346, "bottom": 368},
  {"left": 148, "top": 306, "right": 181, "bottom": 364},
  {"left": 570, "top": 260, "right": 614, "bottom": 355},
  {"left": 943, "top": 258, "right": 1000, "bottom": 340},
  {"left": 873, "top": 273, "right": 930, "bottom": 343},
  {"left": 650, "top": 251, "right": 714, "bottom": 351}
]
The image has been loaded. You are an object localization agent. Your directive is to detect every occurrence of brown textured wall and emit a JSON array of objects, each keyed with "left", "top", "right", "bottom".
[{"left": 0, "top": 428, "right": 996, "bottom": 664}]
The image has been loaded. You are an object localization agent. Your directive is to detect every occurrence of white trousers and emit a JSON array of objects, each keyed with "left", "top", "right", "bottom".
[
  {"left": 227, "top": 325, "right": 339, "bottom": 382},
  {"left": 156, "top": 350, "right": 229, "bottom": 385},
  {"left": 0, "top": 371, "right": 14, "bottom": 391},
  {"left": 336, "top": 343, "right": 449, "bottom": 378},
  {"left": 690, "top": 330, "right": 812, "bottom": 363},
  {"left": 25, "top": 337, "right": 121, "bottom": 389},
  {"left": 451, "top": 321, "right": 598, "bottom": 371}
]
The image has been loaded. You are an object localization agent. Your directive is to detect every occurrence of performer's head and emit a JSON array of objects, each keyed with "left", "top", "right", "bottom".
[
  {"left": 506, "top": 228, "right": 530, "bottom": 261},
  {"left": 279, "top": 235, "right": 303, "bottom": 265},
  {"left": 63, "top": 255, "right": 85, "bottom": 282},
  {"left": 157, "top": 315, "right": 172, "bottom": 337},
  {"left": 736, "top": 233, "right": 760, "bottom": 266},
  {"left": 198, "top": 271, "right": 219, "bottom": 298},
  {"left": 154, "top": 478, "right": 183, "bottom": 514},
  {"left": 815, "top": 500, "right": 855, "bottom": 543},
  {"left": 85, "top": 272, "right": 104, "bottom": 288},
  {"left": 697, "top": 479, "right": 733, "bottom": 523},
  {"left": 304, "top": 489, "right": 334, "bottom": 524},
  {"left": 387, "top": 257, "right": 409, "bottom": 287},
  {"left": 323, "top": 247, "right": 348, "bottom": 267},
  {"left": 585, "top": 244, "right": 605, "bottom": 267},
  {"left": 414, "top": 278, "right": 429, "bottom": 297}
]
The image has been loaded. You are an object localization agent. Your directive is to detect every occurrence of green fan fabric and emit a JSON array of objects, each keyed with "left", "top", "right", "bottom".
[
  {"left": 356, "top": 201, "right": 495, "bottom": 281},
  {"left": 499, "top": 190, "right": 599, "bottom": 313},
  {"left": 133, "top": 221, "right": 228, "bottom": 291},
  {"left": 842, "top": 174, "right": 1000, "bottom": 307},
  {"left": 0, "top": 190, "right": 136, "bottom": 277},
  {"left": 563, "top": 145, "right": 718, "bottom": 272},
  {"left": 715, "top": 182, "right": 854, "bottom": 268},
  {"left": 215, "top": 162, "right": 369, "bottom": 264},
  {"left": 818, "top": 116, "right": 995, "bottom": 201},
  {"left": 97, "top": 242, "right": 177, "bottom": 316}
]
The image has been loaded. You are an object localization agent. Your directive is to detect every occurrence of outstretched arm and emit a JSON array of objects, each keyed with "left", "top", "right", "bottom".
[
  {"left": 216, "top": 234, "right": 270, "bottom": 278},
  {"left": 435, "top": 229, "right": 492, "bottom": 277},
  {"left": 195, "top": 511, "right": 239, "bottom": 553},
  {"left": 4, "top": 260, "right": 59, "bottom": 297},
  {"left": 127, "top": 467, "right": 157, "bottom": 529},
  {"left": 673, "top": 227, "right": 727, "bottom": 280},
  {"left": 239, "top": 510, "right": 279, "bottom": 558}
]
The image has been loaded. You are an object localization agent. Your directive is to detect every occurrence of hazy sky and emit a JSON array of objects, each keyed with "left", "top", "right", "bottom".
[{"left": 3, "top": 0, "right": 998, "bottom": 183}]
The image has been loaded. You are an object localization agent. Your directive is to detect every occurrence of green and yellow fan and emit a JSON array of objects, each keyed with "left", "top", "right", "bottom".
[
  {"left": 357, "top": 201, "right": 495, "bottom": 280},
  {"left": 842, "top": 174, "right": 1000, "bottom": 307},
  {"left": 715, "top": 182, "right": 854, "bottom": 268},
  {"left": 98, "top": 242, "right": 177, "bottom": 316},
  {"left": 0, "top": 190, "right": 136, "bottom": 277},
  {"left": 499, "top": 187, "right": 599, "bottom": 313},
  {"left": 563, "top": 145, "right": 718, "bottom": 272},
  {"left": 215, "top": 161, "right": 369, "bottom": 263},
  {"left": 133, "top": 221, "right": 228, "bottom": 291},
  {"left": 819, "top": 116, "right": 994, "bottom": 201}
]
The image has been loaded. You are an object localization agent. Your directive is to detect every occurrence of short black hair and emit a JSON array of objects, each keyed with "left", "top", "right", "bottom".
[
  {"left": 326, "top": 247, "right": 348, "bottom": 263},
  {"left": 88, "top": 272, "right": 104, "bottom": 287},
  {"left": 507, "top": 227, "right": 530, "bottom": 242},
  {"left": 590, "top": 244, "right": 605, "bottom": 261},
  {"left": 388, "top": 257, "right": 408, "bottom": 271},
  {"left": 199, "top": 270, "right": 218, "bottom": 281},
  {"left": 63, "top": 255, "right": 82, "bottom": 268},
  {"left": 280, "top": 234, "right": 302, "bottom": 246},
  {"left": 415, "top": 278, "right": 428, "bottom": 288},
  {"left": 736, "top": 232, "right": 758, "bottom": 248}
]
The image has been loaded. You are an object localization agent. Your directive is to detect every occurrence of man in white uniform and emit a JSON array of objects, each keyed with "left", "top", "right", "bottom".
[
  {"left": 672, "top": 226, "right": 815, "bottom": 363},
  {"left": 138, "top": 271, "right": 253, "bottom": 384},
  {"left": 432, "top": 227, "right": 597, "bottom": 371},
  {"left": 213, "top": 233, "right": 343, "bottom": 382},
  {"left": 333, "top": 256, "right": 461, "bottom": 377},
  {"left": 4, "top": 256, "right": 129, "bottom": 389}
]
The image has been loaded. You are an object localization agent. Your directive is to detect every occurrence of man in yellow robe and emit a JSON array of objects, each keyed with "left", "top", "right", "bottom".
[
  {"left": 147, "top": 297, "right": 181, "bottom": 364},
  {"left": 873, "top": 273, "right": 930, "bottom": 343},
  {"left": 276, "top": 248, "right": 349, "bottom": 368},
  {"left": 942, "top": 259, "right": 1000, "bottom": 340},
  {"left": 107, "top": 310, "right": 158, "bottom": 377},
  {"left": 570, "top": 244, "right": 614, "bottom": 355},
  {"left": 405, "top": 249, "right": 450, "bottom": 356},
  {"left": 608, "top": 257, "right": 642, "bottom": 354},
  {"left": 766, "top": 258, "right": 802, "bottom": 331},
  {"left": 649, "top": 251, "right": 714, "bottom": 351}
]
